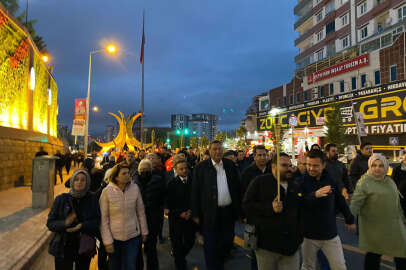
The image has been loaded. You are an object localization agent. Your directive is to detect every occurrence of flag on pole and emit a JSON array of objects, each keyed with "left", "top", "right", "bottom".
[{"left": 140, "top": 11, "right": 145, "bottom": 64}]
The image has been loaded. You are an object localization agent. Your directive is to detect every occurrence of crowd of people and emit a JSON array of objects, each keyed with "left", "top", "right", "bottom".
[{"left": 43, "top": 140, "right": 406, "bottom": 270}]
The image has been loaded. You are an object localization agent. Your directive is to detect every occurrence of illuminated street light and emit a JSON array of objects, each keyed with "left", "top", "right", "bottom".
[
  {"left": 92, "top": 106, "right": 99, "bottom": 112},
  {"left": 84, "top": 42, "right": 119, "bottom": 157},
  {"left": 42, "top": 54, "right": 50, "bottom": 63},
  {"left": 106, "top": 44, "right": 117, "bottom": 54}
]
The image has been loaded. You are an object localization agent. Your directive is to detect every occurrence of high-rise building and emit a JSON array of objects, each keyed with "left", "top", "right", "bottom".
[
  {"left": 191, "top": 114, "right": 218, "bottom": 140},
  {"left": 105, "top": 125, "right": 115, "bottom": 142},
  {"left": 171, "top": 114, "right": 190, "bottom": 130}
]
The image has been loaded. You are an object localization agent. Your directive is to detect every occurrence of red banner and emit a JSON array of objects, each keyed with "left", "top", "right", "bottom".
[
  {"left": 71, "top": 99, "right": 87, "bottom": 136},
  {"left": 307, "top": 54, "right": 369, "bottom": 85}
]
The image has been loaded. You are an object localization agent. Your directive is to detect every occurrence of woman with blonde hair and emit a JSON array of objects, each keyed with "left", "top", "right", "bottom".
[
  {"left": 350, "top": 153, "right": 406, "bottom": 270},
  {"left": 100, "top": 163, "right": 148, "bottom": 270}
]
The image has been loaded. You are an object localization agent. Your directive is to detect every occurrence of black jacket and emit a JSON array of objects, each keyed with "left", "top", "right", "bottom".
[
  {"left": 299, "top": 171, "right": 354, "bottom": 240},
  {"left": 325, "top": 159, "right": 352, "bottom": 193},
  {"left": 242, "top": 174, "right": 303, "bottom": 256},
  {"left": 167, "top": 176, "right": 192, "bottom": 219},
  {"left": 134, "top": 174, "right": 167, "bottom": 213},
  {"left": 241, "top": 163, "right": 271, "bottom": 198},
  {"left": 392, "top": 164, "right": 406, "bottom": 213},
  {"left": 47, "top": 193, "right": 100, "bottom": 258},
  {"left": 191, "top": 158, "right": 241, "bottom": 232},
  {"left": 349, "top": 153, "right": 370, "bottom": 188}
]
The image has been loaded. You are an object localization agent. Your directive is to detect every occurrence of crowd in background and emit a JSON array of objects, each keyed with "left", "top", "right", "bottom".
[{"left": 41, "top": 140, "right": 406, "bottom": 270}]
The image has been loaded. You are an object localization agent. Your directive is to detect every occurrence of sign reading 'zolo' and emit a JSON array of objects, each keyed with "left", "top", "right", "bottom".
[
  {"left": 307, "top": 54, "right": 369, "bottom": 85},
  {"left": 257, "top": 80, "right": 406, "bottom": 136}
]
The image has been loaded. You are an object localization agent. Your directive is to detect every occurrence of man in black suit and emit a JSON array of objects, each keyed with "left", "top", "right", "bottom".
[
  {"left": 191, "top": 140, "right": 241, "bottom": 270},
  {"left": 167, "top": 159, "right": 196, "bottom": 270}
]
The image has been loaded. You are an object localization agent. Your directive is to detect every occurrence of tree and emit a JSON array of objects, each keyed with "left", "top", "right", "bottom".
[
  {"left": 0, "top": 0, "right": 19, "bottom": 15},
  {"left": 235, "top": 125, "right": 247, "bottom": 140},
  {"left": 215, "top": 132, "right": 226, "bottom": 142},
  {"left": 325, "top": 103, "right": 346, "bottom": 152},
  {"left": 190, "top": 137, "right": 199, "bottom": 148},
  {"left": 200, "top": 135, "right": 209, "bottom": 149}
]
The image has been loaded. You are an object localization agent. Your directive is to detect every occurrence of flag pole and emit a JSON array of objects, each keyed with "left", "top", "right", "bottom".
[{"left": 140, "top": 11, "right": 145, "bottom": 149}]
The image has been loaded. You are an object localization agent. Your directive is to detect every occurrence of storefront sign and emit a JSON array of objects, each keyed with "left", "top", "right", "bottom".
[
  {"left": 307, "top": 54, "right": 369, "bottom": 85},
  {"left": 72, "top": 99, "right": 87, "bottom": 136},
  {"left": 257, "top": 80, "right": 406, "bottom": 136}
]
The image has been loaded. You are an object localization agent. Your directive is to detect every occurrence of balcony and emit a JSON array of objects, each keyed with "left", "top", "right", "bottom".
[
  {"left": 294, "top": 7, "right": 314, "bottom": 29},
  {"left": 294, "top": 0, "right": 313, "bottom": 16},
  {"left": 295, "top": 45, "right": 359, "bottom": 77}
]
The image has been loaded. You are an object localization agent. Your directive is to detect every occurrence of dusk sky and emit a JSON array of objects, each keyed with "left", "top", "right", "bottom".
[{"left": 27, "top": 0, "right": 298, "bottom": 135}]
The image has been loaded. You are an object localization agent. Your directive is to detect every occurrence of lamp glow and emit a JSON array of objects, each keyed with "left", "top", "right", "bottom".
[
  {"left": 106, "top": 44, "right": 117, "bottom": 54},
  {"left": 42, "top": 55, "right": 49, "bottom": 63},
  {"left": 29, "top": 67, "right": 35, "bottom": 90}
]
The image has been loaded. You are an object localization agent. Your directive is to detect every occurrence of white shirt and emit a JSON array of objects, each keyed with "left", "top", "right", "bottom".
[
  {"left": 212, "top": 159, "right": 232, "bottom": 207},
  {"left": 179, "top": 176, "right": 187, "bottom": 184}
]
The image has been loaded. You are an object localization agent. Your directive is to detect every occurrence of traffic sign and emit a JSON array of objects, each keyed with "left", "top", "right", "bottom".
[
  {"left": 389, "top": 137, "right": 399, "bottom": 146},
  {"left": 289, "top": 115, "right": 298, "bottom": 127}
]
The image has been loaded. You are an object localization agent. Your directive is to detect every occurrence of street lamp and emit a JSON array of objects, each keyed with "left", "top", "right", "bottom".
[
  {"left": 84, "top": 43, "right": 118, "bottom": 157},
  {"left": 92, "top": 106, "right": 99, "bottom": 112},
  {"left": 42, "top": 54, "right": 49, "bottom": 63}
]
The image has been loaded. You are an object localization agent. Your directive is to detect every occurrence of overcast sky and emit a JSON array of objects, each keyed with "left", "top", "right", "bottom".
[{"left": 27, "top": 0, "right": 298, "bottom": 135}]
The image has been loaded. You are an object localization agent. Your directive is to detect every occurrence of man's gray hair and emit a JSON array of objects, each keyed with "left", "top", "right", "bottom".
[{"left": 138, "top": 159, "right": 153, "bottom": 171}]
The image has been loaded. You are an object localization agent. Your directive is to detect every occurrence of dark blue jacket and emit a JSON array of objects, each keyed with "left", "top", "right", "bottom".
[
  {"left": 46, "top": 192, "right": 100, "bottom": 258},
  {"left": 299, "top": 171, "right": 354, "bottom": 240}
]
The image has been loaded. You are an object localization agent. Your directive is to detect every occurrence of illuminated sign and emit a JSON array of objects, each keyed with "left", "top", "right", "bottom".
[
  {"left": 257, "top": 80, "right": 406, "bottom": 136},
  {"left": 307, "top": 54, "right": 369, "bottom": 85}
]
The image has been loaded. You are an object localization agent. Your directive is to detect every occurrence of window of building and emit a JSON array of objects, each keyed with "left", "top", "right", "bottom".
[
  {"left": 361, "top": 74, "right": 367, "bottom": 88},
  {"left": 390, "top": 65, "right": 397, "bottom": 82},
  {"left": 289, "top": 95, "right": 294, "bottom": 105},
  {"left": 316, "top": 12, "right": 323, "bottom": 23},
  {"left": 398, "top": 6, "right": 406, "bottom": 21},
  {"left": 341, "top": 13, "right": 349, "bottom": 26},
  {"left": 283, "top": 96, "right": 287, "bottom": 106},
  {"left": 340, "top": 80, "right": 345, "bottom": 92},
  {"left": 316, "top": 49, "right": 324, "bottom": 60},
  {"left": 352, "top": 77, "right": 357, "bottom": 90},
  {"left": 277, "top": 98, "right": 281, "bottom": 106},
  {"left": 296, "top": 92, "right": 301, "bottom": 103},
  {"left": 319, "top": 86, "right": 325, "bottom": 97},
  {"left": 326, "top": 21, "right": 335, "bottom": 35},
  {"left": 329, "top": 83, "right": 334, "bottom": 95},
  {"left": 360, "top": 25, "right": 368, "bottom": 39},
  {"left": 260, "top": 100, "right": 269, "bottom": 111},
  {"left": 316, "top": 30, "right": 324, "bottom": 41},
  {"left": 360, "top": 2, "right": 367, "bottom": 15},
  {"left": 304, "top": 91, "right": 308, "bottom": 101},
  {"left": 342, "top": 35, "right": 350, "bottom": 49},
  {"left": 374, "top": 70, "right": 381, "bottom": 85}
]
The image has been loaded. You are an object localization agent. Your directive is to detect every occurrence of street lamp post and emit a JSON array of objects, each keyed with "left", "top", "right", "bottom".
[{"left": 84, "top": 44, "right": 117, "bottom": 157}]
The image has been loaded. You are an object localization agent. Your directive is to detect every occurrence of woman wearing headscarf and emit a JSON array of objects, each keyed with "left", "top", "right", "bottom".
[
  {"left": 350, "top": 153, "right": 406, "bottom": 270},
  {"left": 100, "top": 163, "right": 148, "bottom": 270},
  {"left": 47, "top": 169, "right": 100, "bottom": 270}
]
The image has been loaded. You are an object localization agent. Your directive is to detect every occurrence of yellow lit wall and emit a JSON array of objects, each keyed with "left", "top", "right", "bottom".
[{"left": 0, "top": 8, "right": 58, "bottom": 137}]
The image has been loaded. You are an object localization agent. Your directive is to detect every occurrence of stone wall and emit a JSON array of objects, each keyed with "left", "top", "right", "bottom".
[{"left": 0, "top": 127, "right": 63, "bottom": 190}]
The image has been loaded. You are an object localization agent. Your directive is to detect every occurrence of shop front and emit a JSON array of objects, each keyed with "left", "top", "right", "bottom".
[{"left": 256, "top": 80, "right": 406, "bottom": 157}]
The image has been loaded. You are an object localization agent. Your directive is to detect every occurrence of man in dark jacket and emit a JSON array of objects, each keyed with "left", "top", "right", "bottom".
[
  {"left": 243, "top": 152, "right": 302, "bottom": 270},
  {"left": 349, "top": 142, "right": 373, "bottom": 188},
  {"left": 241, "top": 145, "right": 270, "bottom": 197},
  {"left": 324, "top": 143, "right": 353, "bottom": 197},
  {"left": 300, "top": 150, "right": 355, "bottom": 270},
  {"left": 167, "top": 159, "right": 196, "bottom": 270},
  {"left": 191, "top": 140, "right": 241, "bottom": 270},
  {"left": 240, "top": 145, "right": 271, "bottom": 270},
  {"left": 392, "top": 152, "right": 406, "bottom": 212},
  {"left": 135, "top": 159, "right": 167, "bottom": 270}
]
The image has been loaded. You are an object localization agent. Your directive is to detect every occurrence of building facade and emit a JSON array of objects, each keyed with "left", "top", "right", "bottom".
[
  {"left": 243, "top": 0, "right": 406, "bottom": 156},
  {"left": 171, "top": 114, "right": 190, "bottom": 130}
]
